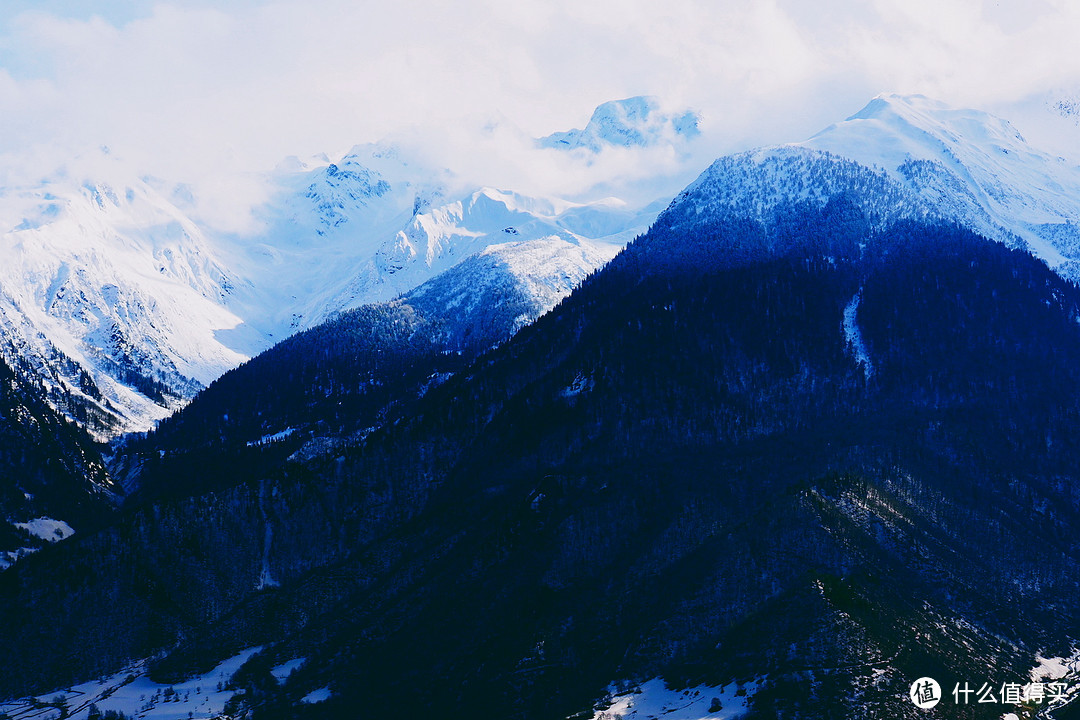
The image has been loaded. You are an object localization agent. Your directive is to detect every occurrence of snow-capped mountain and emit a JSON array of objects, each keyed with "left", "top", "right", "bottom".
[
  {"left": 651, "top": 93, "right": 1080, "bottom": 283},
  {"left": 538, "top": 96, "right": 700, "bottom": 152},
  {"left": 13, "top": 93, "right": 1080, "bottom": 440},
  {"left": 211, "top": 146, "right": 655, "bottom": 344},
  {"left": 800, "top": 94, "right": 1080, "bottom": 276},
  {"left": 0, "top": 168, "right": 248, "bottom": 437},
  {"left": 14, "top": 165, "right": 1080, "bottom": 719},
  {"left": 0, "top": 113, "right": 668, "bottom": 437},
  {"left": 14, "top": 92, "right": 1080, "bottom": 719}
]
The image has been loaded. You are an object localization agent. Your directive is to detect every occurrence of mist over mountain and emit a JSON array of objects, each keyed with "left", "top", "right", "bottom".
[
  {"left": 538, "top": 96, "right": 701, "bottom": 153},
  {"left": 0, "top": 98, "right": 691, "bottom": 440}
]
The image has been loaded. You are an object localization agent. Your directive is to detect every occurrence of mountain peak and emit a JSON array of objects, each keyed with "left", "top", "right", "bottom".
[
  {"left": 848, "top": 93, "right": 946, "bottom": 120},
  {"left": 798, "top": 94, "right": 1080, "bottom": 266},
  {"left": 538, "top": 96, "right": 700, "bottom": 152},
  {"left": 827, "top": 92, "right": 1028, "bottom": 150},
  {"left": 657, "top": 93, "right": 1080, "bottom": 280}
]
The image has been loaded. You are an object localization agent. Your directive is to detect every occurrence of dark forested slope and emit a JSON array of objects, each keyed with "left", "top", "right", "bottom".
[
  {"left": 0, "top": 352, "right": 113, "bottom": 565},
  {"left": 5, "top": 195, "right": 1080, "bottom": 719}
]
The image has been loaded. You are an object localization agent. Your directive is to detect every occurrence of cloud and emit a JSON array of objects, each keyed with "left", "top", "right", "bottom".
[{"left": 0, "top": 0, "right": 1077, "bottom": 222}]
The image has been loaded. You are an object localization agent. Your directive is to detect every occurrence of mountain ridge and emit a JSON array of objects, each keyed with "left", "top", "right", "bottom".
[
  {"left": 10, "top": 93, "right": 1077, "bottom": 439},
  {"left": 0, "top": 114, "right": 670, "bottom": 437},
  {"left": 801, "top": 93, "right": 1080, "bottom": 273}
]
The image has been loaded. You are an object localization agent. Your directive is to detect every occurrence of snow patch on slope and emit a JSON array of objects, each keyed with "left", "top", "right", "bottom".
[
  {"left": 270, "top": 658, "right": 305, "bottom": 684},
  {"left": 3, "top": 519, "right": 77, "bottom": 571},
  {"left": 590, "top": 678, "right": 759, "bottom": 720},
  {"left": 0, "top": 548, "right": 37, "bottom": 571},
  {"left": 300, "top": 687, "right": 331, "bottom": 704},
  {"left": 843, "top": 292, "right": 873, "bottom": 381},
  {"left": 1028, "top": 649, "right": 1080, "bottom": 715},
  {"left": 14, "top": 517, "right": 74, "bottom": 543},
  {"left": 0, "top": 647, "right": 262, "bottom": 720},
  {"left": 1031, "top": 652, "right": 1074, "bottom": 681}
]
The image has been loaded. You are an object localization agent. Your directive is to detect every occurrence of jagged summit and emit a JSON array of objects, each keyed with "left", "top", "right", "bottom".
[
  {"left": 0, "top": 140, "right": 661, "bottom": 436},
  {"left": 539, "top": 96, "right": 700, "bottom": 152}
]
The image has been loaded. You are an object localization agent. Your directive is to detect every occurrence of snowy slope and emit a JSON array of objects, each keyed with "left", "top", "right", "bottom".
[
  {"left": 405, "top": 235, "right": 622, "bottom": 344},
  {"left": 801, "top": 94, "right": 1080, "bottom": 276},
  {"left": 988, "top": 88, "right": 1080, "bottom": 172},
  {"left": 0, "top": 647, "right": 263, "bottom": 720},
  {"left": 654, "top": 94, "right": 1080, "bottom": 284},
  {"left": 325, "top": 188, "right": 641, "bottom": 318},
  {"left": 662, "top": 144, "right": 932, "bottom": 234},
  {"left": 0, "top": 164, "right": 247, "bottom": 437},
  {"left": 588, "top": 678, "right": 759, "bottom": 720},
  {"left": 210, "top": 149, "right": 419, "bottom": 344},
  {"left": 0, "top": 132, "right": 661, "bottom": 436},
  {"left": 221, "top": 146, "right": 654, "bottom": 341}
]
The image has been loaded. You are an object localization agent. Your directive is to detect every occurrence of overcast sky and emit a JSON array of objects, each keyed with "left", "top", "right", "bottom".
[{"left": 1, "top": 0, "right": 1078, "bottom": 217}]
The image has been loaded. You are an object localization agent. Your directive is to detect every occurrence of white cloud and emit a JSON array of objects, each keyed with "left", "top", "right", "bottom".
[{"left": 0, "top": 0, "right": 1077, "bottom": 218}]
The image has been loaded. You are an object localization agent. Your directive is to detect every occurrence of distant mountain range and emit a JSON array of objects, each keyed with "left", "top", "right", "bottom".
[
  {"left": 0, "top": 99, "right": 681, "bottom": 439},
  {"left": 10, "top": 93, "right": 1079, "bottom": 442}
]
